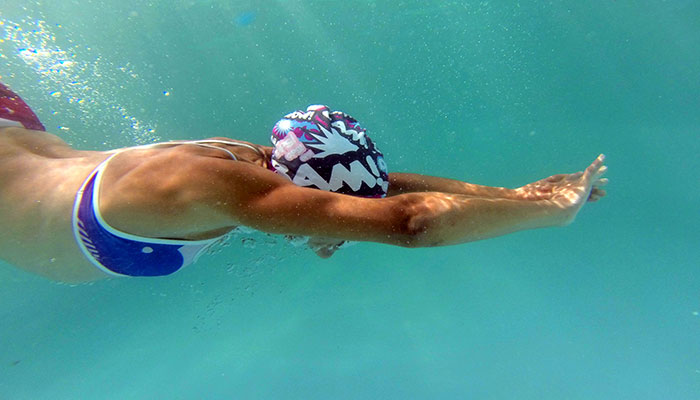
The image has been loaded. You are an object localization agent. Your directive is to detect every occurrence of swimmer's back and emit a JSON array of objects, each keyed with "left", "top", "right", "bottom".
[{"left": 0, "top": 127, "right": 108, "bottom": 281}]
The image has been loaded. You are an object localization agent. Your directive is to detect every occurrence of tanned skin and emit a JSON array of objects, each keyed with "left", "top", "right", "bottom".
[{"left": 0, "top": 127, "right": 607, "bottom": 282}]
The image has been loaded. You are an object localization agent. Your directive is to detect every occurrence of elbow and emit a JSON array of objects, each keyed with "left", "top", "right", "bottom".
[
  {"left": 396, "top": 229, "right": 429, "bottom": 249},
  {"left": 390, "top": 196, "right": 434, "bottom": 248}
]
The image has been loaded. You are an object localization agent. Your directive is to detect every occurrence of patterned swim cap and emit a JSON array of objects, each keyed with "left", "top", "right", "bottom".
[{"left": 270, "top": 105, "right": 388, "bottom": 198}]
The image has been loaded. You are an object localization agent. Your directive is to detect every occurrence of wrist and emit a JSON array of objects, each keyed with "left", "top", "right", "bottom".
[{"left": 539, "top": 199, "right": 576, "bottom": 227}]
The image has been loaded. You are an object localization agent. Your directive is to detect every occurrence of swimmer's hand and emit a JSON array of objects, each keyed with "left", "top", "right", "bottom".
[
  {"left": 516, "top": 154, "right": 608, "bottom": 225},
  {"left": 515, "top": 154, "right": 608, "bottom": 203},
  {"left": 308, "top": 237, "right": 346, "bottom": 259}
]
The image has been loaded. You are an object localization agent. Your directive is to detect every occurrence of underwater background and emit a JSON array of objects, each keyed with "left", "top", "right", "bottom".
[{"left": 1, "top": 1, "right": 698, "bottom": 399}]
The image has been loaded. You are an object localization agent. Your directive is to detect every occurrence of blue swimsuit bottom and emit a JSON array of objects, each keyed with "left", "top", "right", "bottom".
[{"left": 71, "top": 141, "right": 252, "bottom": 277}]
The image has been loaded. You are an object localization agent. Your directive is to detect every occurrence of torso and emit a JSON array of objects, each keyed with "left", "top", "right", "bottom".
[{"left": 0, "top": 127, "right": 270, "bottom": 282}]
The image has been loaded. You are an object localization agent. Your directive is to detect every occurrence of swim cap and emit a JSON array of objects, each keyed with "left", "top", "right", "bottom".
[{"left": 270, "top": 105, "right": 389, "bottom": 198}]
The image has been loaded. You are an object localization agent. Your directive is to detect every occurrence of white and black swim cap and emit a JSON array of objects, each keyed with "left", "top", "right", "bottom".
[{"left": 270, "top": 105, "right": 389, "bottom": 198}]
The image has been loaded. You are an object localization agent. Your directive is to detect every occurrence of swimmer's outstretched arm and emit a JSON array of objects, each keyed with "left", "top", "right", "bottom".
[
  {"left": 387, "top": 173, "right": 516, "bottom": 198},
  {"left": 191, "top": 155, "right": 607, "bottom": 247},
  {"left": 388, "top": 170, "right": 608, "bottom": 202}
]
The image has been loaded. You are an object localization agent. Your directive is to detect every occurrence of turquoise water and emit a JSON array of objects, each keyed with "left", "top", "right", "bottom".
[{"left": 1, "top": 1, "right": 699, "bottom": 398}]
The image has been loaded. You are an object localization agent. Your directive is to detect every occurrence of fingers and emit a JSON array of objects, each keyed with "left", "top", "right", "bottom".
[
  {"left": 587, "top": 187, "right": 607, "bottom": 202},
  {"left": 589, "top": 154, "right": 605, "bottom": 173},
  {"left": 584, "top": 154, "right": 606, "bottom": 181},
  {"left": 584, "top": 154, "right": 608, "bottom": 202}
]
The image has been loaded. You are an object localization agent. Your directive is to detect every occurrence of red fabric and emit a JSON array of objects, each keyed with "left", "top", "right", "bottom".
[{"left": 0, "top": 82, "right": 45, "bottom": 131}]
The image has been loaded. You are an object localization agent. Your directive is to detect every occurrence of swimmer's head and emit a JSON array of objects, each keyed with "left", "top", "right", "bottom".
[{"left": 270, "top": 105, "right": 388, "bottom": 198}]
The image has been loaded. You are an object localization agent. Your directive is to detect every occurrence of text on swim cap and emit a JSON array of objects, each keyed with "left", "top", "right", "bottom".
[{"left": 292, "top": 159, "right": 388, "bottom": 194}]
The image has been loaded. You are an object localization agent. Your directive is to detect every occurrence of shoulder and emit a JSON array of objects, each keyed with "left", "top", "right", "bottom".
[
  {"left": 105, "top": 147, "right": 288, "bottom": 212},
  {"left": 98, "top": 147, "right": 283, "bottom": 236}
]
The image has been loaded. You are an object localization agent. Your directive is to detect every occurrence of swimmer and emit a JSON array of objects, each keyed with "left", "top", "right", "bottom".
[{"left": 0, "top": 83, "right": 607, "bottom": 283}]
